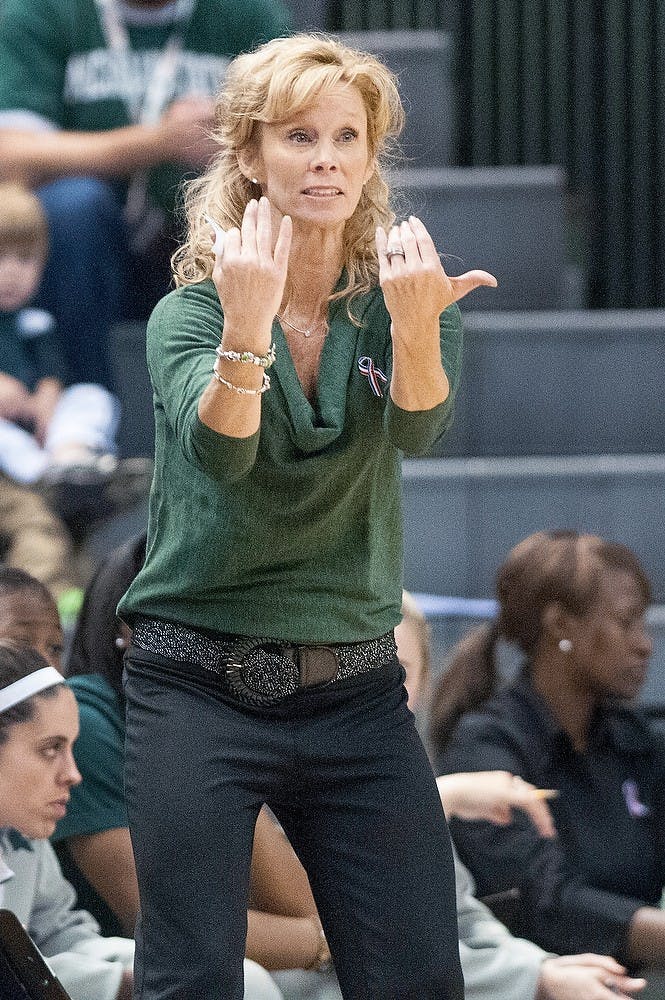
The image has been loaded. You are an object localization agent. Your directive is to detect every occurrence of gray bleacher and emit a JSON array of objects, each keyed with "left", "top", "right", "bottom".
[
  {"left": 390, "top": 165, "right": 579, "bottom": 310},
  {"left": 438, "top": 308, "right": 665, "bottom": 457},
  {"left": 336, "top": 30, "right": 454, "bottom": 167},
  {"left": 401, "top": 454, "right": 665, "bottom": 602}
]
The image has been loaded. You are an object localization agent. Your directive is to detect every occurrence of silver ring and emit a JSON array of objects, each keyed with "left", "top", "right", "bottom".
[
  {"left": 385, "top": 246, "right": 406, "bottom": 260},
  {"left": 604, "top": 981, "right": 621, "bottom": 995}
]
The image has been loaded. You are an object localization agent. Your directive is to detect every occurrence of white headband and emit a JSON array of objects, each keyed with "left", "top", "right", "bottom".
[{"left": 0, "top": 667, "right": 64, "bottom": 713}]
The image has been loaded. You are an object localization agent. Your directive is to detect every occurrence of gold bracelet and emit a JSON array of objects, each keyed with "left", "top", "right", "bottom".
[{"left": 211, "top": 368, "right": 270, "bottom": 395}]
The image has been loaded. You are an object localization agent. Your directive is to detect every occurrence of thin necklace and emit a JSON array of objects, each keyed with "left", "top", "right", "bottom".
[{"left": 277, "top": 311, "right": 326, "bottom": 339}]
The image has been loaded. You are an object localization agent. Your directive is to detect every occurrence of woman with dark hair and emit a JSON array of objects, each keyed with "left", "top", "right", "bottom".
[
  {"left": 433, "top": 530, "right": 665, "bottom": 974},
  {"left": 0, "top": 639, "right": 135, "bottom": 999}
]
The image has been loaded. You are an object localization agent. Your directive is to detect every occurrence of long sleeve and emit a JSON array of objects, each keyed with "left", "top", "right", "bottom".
[
  {"left": 4, "top": 838, "right": 133, "bottom": 1000},
  {"left": 455, "top": 851, "right": 546, "bottom": 1000},
  {"left": 441, "top": 715, "right": 646, "bottom": 959},
  {"left": 147, "top": 283, "right": 261, "bottom": 484},
  {"left": 382, "top": 303, "right": 463, "bottom": 456}
]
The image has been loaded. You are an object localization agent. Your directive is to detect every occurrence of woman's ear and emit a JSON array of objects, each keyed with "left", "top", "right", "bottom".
[
  {"left": 542, "top": 602, "right": 575, "bottom": 646},
  {"left": 237, "top": 147, "right": 262, "bottom": 187}
]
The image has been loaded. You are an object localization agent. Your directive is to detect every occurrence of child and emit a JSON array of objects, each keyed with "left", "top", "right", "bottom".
[{"left": 0, "top": 182, "right": 151, "bottom": 523}]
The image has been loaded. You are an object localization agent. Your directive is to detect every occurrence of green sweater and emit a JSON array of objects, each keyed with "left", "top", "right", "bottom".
[{"left": 119, "top": 279, "right": 463, "bottom": 643}]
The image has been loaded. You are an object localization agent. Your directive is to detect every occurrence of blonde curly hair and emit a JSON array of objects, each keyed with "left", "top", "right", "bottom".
[{"left": 172, "top": 33, "right": 405, "bottom": 314}]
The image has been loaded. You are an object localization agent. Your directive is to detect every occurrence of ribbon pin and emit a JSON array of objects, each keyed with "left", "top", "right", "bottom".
[
  {"left": 358, "top": 356, "right": 388, "bottom": 398},
  {"left": 622, "top": 779, "right": 650, "bottom": 818}
]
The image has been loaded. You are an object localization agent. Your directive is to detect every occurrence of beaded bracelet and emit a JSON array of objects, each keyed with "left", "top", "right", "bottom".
[
  {"left": 216, "top": 343, "right": 276, "bottom": 369},
  {"left": 212, "top": 368, "right": 271, "bottom": 395}
]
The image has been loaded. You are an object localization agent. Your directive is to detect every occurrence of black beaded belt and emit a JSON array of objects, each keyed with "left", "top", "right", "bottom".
[{"left": 132, "top": 617, "right": 397, "bottom": 707}]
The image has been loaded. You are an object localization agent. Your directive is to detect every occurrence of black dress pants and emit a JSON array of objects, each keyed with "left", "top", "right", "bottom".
[{"left": 123, "top": 647, "right": 463, "bottom": 1000}]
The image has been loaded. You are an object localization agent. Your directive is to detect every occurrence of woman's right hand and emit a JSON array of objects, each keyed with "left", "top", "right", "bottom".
[{"left": 213, "top": 197, "right": 291, "bottom": 354}]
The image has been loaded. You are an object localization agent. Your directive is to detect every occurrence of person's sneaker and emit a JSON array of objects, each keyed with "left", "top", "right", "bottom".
[{"left": 39, "top": 454, "right": 153, "bottom": 526}]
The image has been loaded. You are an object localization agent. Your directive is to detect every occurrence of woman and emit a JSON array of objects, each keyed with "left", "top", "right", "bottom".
[
  {"left": 0, "top": 640, "right": 134, "bottom": 1000},
  {"left": 117, "top": 31, "right": 496, "bottom": 1000},
  {"left": 52, "top": 534, "right": 333, "bottom": 976},
  {"left": 433, "top": 530, "right": 665, "bottom": 971}
]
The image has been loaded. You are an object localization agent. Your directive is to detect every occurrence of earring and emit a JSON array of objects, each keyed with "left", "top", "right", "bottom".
[
  {"left": 115, "top": 636, "right": 126, "bottom": 650},
  {"left": 251, "top": 177, "right": 259, "bottom": 185},
  {"left": 558, "top": 638, "right": 573, "bottom": 653}
]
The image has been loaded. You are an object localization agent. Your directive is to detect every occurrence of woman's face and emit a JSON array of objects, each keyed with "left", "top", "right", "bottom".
[
  {"left": 246, "top": 84, "right": 375, "bottom": 232},
  {"left": 566, "top": 569, "right": 652, "bottom": 700},
  {"left": 0, "top": 590, "right": 64, "bottom": 670},
  {"left": 396, "top": 616, "right": 427, "bottom": 710},
  {"left": 0, "top": 687, "right": 80, "bottom": 839}
]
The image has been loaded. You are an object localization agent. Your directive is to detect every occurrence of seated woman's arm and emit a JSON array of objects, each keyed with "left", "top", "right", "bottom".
[
  {"left": 68, "top": 808, "right": 329, "bottom": 971},
  {"left": 67, "top": 827, "right": 139, "bottom": 936}
]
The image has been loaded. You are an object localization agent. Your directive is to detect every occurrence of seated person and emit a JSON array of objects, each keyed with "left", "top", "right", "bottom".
[
  {"left": 50, "top": 534, "right": 333, "bottom": 975},
  {"left": 432, "top": 529, "right": 665, "bottom": 970},
  {"left": 0, "top": 472, "right": 83, "bottom": 615},
  {"left": 0, "top": 639, "right": 134, "bottom": 1000},
  {"left": 0, "top": 566, "right": 65, "bottom": 669},
  {"left": 0, "top": 0, "right": 289, "bottom": 389},
  {"left": 0, "top": 183, "right": 151, "bottom": 523},
  {"left": 0, "top": 636, "right": 283, "bottom": 1000}
]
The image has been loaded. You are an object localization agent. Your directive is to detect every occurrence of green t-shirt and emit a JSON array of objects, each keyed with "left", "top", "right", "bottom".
[
  {"left": 0, "top": 0, "right": 289, "bottom": 213},
  {"left": 51, "top": 674, "right": 126, "bottom": 937},
  {"left": 118, "top": 279, "right": 463, "bottom": 644}
]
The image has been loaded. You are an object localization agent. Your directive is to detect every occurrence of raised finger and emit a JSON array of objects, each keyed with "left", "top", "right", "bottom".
[
  {"left": 385, "top": 224, "right": 406, "bottom": 269},
  {"left": 408, "top": 215, "right": 440, "bottom": 266},
  {"left": 399, "top": 220, "right": 420, "bottom": 264},
  {"left": 240, "top": 198, "right": 259, "bottom": 255},
  {"left": 255, "top": 196, "right": 274, "bottom": 259},
  {"left": 273, "top": 214, "right": 292, "bottom": 277}
]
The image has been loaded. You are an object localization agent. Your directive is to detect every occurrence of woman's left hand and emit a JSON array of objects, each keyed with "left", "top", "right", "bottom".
[{"left": 375, "top": 218, "right": 497, "bottom": 331}]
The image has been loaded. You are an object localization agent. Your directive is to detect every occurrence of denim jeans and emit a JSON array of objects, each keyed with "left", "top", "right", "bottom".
[
  {"left": 36, "top": 177, "right": 173, "bottom": 389},
  {"left": 123, "top": 647, "right": 463, "bottom": 1000}
]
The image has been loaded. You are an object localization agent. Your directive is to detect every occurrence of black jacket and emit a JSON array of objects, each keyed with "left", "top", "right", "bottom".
[{"left": 438, "top": 670, "right": 665, "bottom": 960}]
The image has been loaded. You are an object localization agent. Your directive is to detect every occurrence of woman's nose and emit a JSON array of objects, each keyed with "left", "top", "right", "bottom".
[
  {"left": 311, "top": 140, "right": 338, "bottom": 171},
  {"left": 636, "top": 627, "right": 654, "bottom": 658},
  {"left": 61, "top": 751, "right": 82, "bottom": 787}
]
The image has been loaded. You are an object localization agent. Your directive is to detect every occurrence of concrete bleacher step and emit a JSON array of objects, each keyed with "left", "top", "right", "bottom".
[
  {"left": 402, "top": 454, "right": 665, "bottom": 603},
  {"left": 437, "top": 308, "right": 665, "bottom": 458},
  {"left": 336, "top": 30, "right": 454, "bottom": 167},
  {"left": 390, "top": 164, "right": 580, "bottom": 311}
]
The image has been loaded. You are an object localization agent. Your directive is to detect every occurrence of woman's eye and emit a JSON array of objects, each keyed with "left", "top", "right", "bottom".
[
  {"left": 41, "top": 747, "right": 58, "bottom": 760},
  {"left": 340, "top": 129, "right": 358, "bottom": 141},
  {"left": 289, "top": 130, "right": 310, "bottom": 143}
]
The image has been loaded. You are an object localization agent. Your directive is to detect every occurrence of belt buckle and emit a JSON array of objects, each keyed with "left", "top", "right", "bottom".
[{"left": 223, "top": 639, "right": 299, "bottom": 707}]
